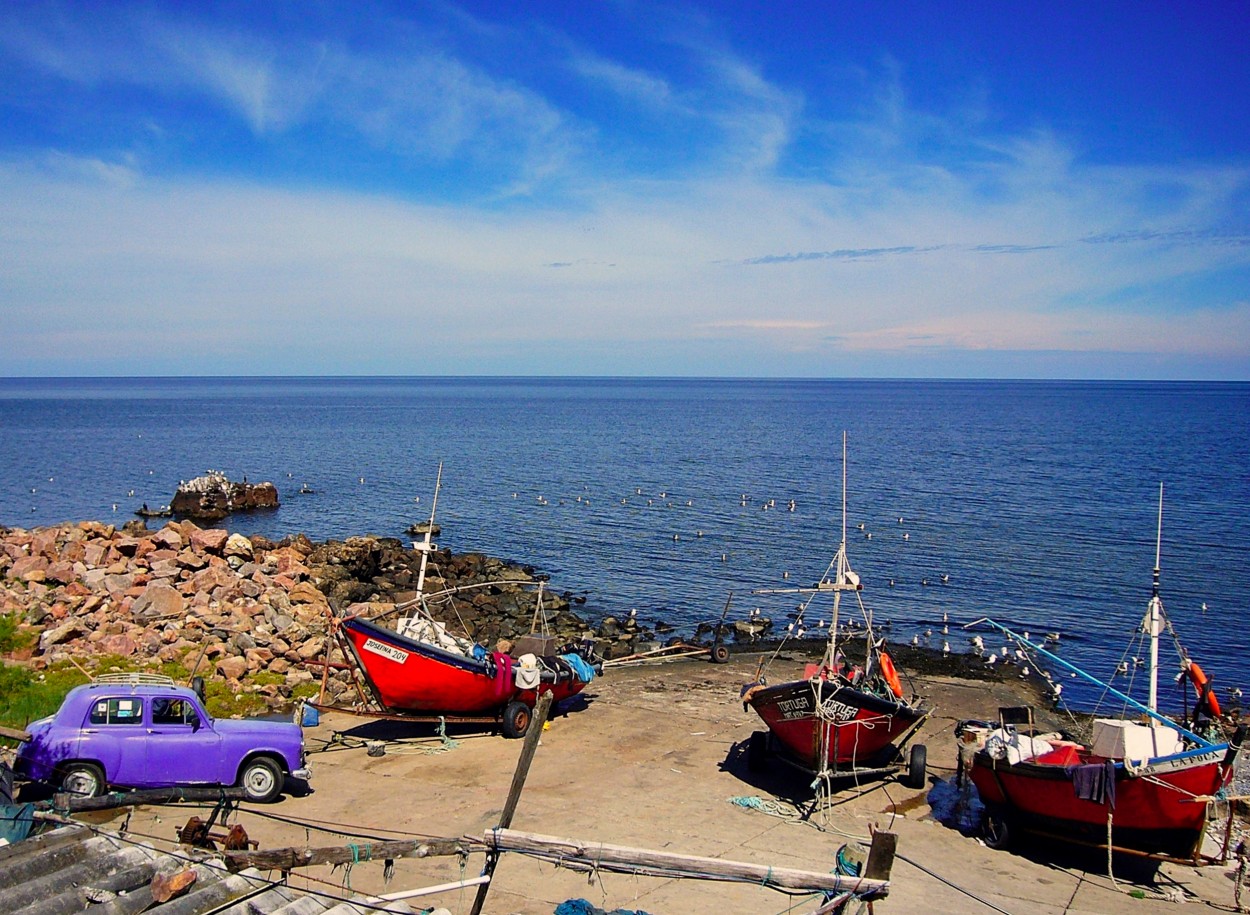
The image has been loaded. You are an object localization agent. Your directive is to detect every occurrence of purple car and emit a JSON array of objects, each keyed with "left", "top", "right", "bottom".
[{"left": 16, "top": 674, "right": 311, "bottom": 803}]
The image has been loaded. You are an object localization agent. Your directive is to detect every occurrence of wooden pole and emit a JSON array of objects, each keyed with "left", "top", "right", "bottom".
[
  {"left": 468, "top": 691, "right": 553, "bottom": 915},
  {"left": 481, "top": 828, "right": 894, "bottom": 898}
]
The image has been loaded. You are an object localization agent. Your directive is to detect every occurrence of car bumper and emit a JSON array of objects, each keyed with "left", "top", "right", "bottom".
[{"left": 290, "top": 766, "right": 312, "bottom": 780}]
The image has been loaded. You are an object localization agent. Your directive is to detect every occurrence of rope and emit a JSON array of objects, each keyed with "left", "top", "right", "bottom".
[{"left": 728, "top": 796, "right": 804, "bottom": 820}]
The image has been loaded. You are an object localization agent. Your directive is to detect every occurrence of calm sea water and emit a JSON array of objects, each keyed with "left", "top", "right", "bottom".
[{"left": 1, "top": 377, "right": 1247, "bottom": 714}]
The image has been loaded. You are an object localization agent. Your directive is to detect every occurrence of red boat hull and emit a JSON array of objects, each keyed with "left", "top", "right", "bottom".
[
  {"left": 746, "top": 677, "right": 926, "bottom": 772},
  {"left": 342, "top": 617, "right": 588, "bottom": 715},
  {"left": 968, "top": 747, "right": 1232, "bottom": 859}
]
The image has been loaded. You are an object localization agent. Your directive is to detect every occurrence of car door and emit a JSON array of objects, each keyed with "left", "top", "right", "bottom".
[
  {"left": 78, "top": 695, "right": 148, "bottom": 787},
  {"left": 144, "top": 696, "right": 224, "bottom": 786}
]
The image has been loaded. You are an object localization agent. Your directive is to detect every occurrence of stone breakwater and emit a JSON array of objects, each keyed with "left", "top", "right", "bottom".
[{"left": 0, "top": 520, "right": 642, "bottom": 711}]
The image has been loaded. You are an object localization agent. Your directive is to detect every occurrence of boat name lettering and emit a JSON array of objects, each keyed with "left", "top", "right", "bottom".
[
  {"left": 821, "top": 700, "right": 860, "bottom": 722},
  {"left": 776, "top": 696, "right": 812, "bottom": 718},
  {"left": 363, "top": 638, "right": 408, "bottom": 664}
]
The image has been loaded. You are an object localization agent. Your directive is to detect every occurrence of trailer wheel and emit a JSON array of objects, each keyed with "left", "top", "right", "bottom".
[
  {"left": 983, "top": 807, "right": 1011, "bottom": 850},
  {"left": 747, "top": 730, "right": 769, "bottom": 772},
  {"left": 502, "top": 701, "right": 532, "bottom": 739},
  {"left": 903, "top": 743, "right": 927, "bottom": 788},
  {"left": 710, "top": 644, "right": 730, "bottom": 664}
]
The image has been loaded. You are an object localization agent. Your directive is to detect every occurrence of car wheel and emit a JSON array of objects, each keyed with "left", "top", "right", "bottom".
[
  {"left": 239, "top": 757, "right": 283, "bottom": 803},
  {"left": 61, "top": 762, "right": 105, "bottom": 798},
  {"left": 710, "top": 644, "right": 730, "bottom": 664},
  {"left": 501, "top": 701, "right": 532, "bottom": 739}
]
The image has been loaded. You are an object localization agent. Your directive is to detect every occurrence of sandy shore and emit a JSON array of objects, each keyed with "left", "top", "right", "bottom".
[{"left": 88, "top": 653, "right": 1246, "bottom": 914}]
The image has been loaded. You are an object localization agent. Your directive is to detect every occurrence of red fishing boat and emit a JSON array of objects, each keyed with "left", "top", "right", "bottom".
[
  {"left": 741, "top": 434, "right": 929, "bottom": 788},
  {"left": 325, "top": 466, "right": 600, "bottom": 738},
  {"left": 959, "top": 486, "right": 1246, "bottom": 862},
  {"left": 339, "top": 612, "right": 596, "bottom": 737}
]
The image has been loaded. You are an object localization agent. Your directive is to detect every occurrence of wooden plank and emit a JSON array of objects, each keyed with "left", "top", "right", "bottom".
[
  {"left": 483, "top": 828, "right": 891, "bottom": 897},
  {"left": 0, "top": 724, "right": 31, "bottom": 742},
  {"left": 863, "top": 830, "right": 897, "bottom": 882}
]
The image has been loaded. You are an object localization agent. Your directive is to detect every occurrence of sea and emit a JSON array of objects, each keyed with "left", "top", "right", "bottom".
[{"left": 1, "top": 376, "right": 1247, "bottom": 716}]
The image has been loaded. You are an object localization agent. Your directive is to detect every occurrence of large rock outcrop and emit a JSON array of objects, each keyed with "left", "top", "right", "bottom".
[{"left": 170, "top": 472, "right": 279, "bottom": 521}]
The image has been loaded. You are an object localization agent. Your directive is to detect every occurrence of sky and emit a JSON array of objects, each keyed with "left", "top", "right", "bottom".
[{"left": 1, "top": 1, "right": 1248, "bottom": 379}]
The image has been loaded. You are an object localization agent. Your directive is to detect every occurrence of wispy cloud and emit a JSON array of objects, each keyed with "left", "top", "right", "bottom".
[{"left": 0, "top": 3, "right": 1247, "bottom": 378}]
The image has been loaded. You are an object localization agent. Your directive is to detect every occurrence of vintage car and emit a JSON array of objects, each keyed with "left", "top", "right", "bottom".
[{"left": 15, "top": 673, "right": 310, "bottom": 802}]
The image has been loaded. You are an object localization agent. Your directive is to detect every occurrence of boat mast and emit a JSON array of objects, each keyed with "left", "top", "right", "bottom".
[
  {"left": 414, "top": 462, "right": 443, "bottom": 598},
  {"left": 1146, "top": 482, "right": 1164, "bottom": 716}
]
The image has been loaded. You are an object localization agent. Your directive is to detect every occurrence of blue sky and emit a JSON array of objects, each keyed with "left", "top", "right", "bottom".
[{"left": 1, "top": 1, "right": 1248, "bottom": 379}]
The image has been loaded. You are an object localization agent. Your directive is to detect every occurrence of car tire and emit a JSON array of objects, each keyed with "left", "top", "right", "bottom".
[
  {"left": 239, "top": 757, "right": 283, "bottom": 803},
  {"left": 61, "top": 762, "right": 105, "bottom": 798}
]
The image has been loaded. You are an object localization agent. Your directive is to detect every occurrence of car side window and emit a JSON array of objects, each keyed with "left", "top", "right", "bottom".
[
  {"left": 88, "top": 698, "right": 144, "bottom": 725},
  {"left": 151, "top": 698, "right": 198, "bottom": 726}
]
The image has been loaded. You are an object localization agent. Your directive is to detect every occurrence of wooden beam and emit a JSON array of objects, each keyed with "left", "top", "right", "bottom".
[
  {"left": 53, "top": 786, "right": 249, "bottom": 812},
  {"left": 223, "top": 837, "right": 479, "bottom": 872},
  {"left": 0, "top": 724, "right": 31, "bottom": 743},
  {"left": 482, "top": 828, "right": 891, "bottom": 898}
]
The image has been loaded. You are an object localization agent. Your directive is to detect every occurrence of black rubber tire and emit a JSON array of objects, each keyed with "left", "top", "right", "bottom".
[
  {"left": 501, "top": 701, "right": 532, "bottom": 739},
  {"left": 904, "top": 743, "right": 927, "bottom": 789},
  {"left": 983, "top": 808, "right": 1011, "bottom": 850},
  {"left": 710, "top": 644, "right": 730, "bottom": 664},
  {"left": 747, "top": 730, "right": 769, "bottom": 773},
  {"left": 238, "top": 756, "right": 284, "bottom": 803},
  {"left": 61, "top": 762, "right": 105, "bottom": 798}
]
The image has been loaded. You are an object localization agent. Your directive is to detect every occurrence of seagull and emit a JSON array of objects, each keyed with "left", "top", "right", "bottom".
[
  {"left": 903, "top": 533, "right": 909, "bottom": 540},
  {"left": 987, "top": 653, "right": 997, "bottom": 665},
  {"left": 941, "top": 574, "right": 950, "bottom": 583}
]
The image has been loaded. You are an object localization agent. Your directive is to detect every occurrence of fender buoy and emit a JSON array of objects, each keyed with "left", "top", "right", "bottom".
[
  {"left": 1187, "top": 661, "right": 1221, "bottom": 717},
  {"left": 879, "top": 651, "right": 904, "bottom": 699}
]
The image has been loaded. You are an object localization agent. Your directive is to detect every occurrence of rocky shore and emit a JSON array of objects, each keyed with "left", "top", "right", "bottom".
[{"left": 0, "top": 519, "right": 653, "bottom": 712}]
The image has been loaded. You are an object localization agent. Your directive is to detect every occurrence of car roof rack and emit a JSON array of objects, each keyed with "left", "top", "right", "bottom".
[{"left": 92, "top": 672, "right": 177, "bottom": 686}]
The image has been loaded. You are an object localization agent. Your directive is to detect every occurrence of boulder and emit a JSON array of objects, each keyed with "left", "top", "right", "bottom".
[
  {"left": 190, "top": 528, "right": 229, "bottom": 555},
  {"left": 131, "top": 582, "right": 185, "bottom": 620}
]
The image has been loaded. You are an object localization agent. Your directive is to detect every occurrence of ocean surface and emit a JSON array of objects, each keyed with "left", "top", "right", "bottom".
[{"left": 1, "top": 377, "right": 1247, "bottom": 715}]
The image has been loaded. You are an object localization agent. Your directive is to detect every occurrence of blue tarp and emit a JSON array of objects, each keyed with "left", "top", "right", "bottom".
[
  {"left": 555, "top": 900, "right": 654, "bottom": 915},
  {"left": 559, "top": 653, "right": 597, "bottom": 683},
  {"left": 0, "top": 803, "right": 35, "bottom": 844}
]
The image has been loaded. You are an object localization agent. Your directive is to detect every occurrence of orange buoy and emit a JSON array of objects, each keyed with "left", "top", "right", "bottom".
[
  {"left": 1187, "top": 661, "right": 1221, "bottom": 717},
  {"left": 879, "top": 651, "right": 904, "bottom": 699}
]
